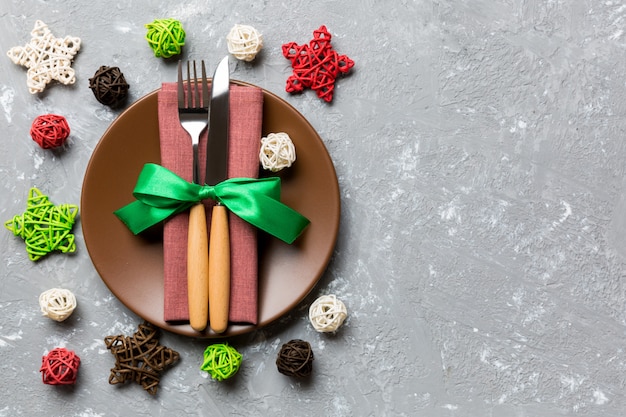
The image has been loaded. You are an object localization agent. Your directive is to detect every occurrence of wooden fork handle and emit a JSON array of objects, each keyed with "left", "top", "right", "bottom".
[
  {"left": 208, "top": 205, "right": 230, "bottom": 334},
  {"left": 187, "top": 203, "right": 209, "bottom": 332}
]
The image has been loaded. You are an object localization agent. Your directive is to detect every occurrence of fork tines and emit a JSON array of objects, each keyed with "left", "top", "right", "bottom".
[{"left": 177, "top": 60, "right": 209, "bottom": 111}]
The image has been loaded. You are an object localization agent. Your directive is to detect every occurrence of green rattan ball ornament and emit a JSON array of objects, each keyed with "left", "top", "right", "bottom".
[
  {"left": 200, "top": 343, "right": 242, "bottom": 381},
  {"left": 145, "top": 18, "right": 185, "bottom": 58}
]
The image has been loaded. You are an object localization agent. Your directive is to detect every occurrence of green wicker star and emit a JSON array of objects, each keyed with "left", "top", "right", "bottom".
[{"left": 5, "top": 187, "right": 78, "bottom": 261}]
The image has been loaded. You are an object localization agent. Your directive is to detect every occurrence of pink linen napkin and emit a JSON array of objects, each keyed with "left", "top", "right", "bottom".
[{"left": 159, "top": 82, "right": 263, "bottom": 325}]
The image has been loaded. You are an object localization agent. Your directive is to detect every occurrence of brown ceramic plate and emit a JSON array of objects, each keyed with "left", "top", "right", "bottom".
[{"left": 81, "top": 80, "right": 340, "bottom": 338}]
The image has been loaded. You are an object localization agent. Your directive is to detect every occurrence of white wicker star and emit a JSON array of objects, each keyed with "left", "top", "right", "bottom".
[{"left": 7, "top": 20, "right": 81, "bottom": 94}]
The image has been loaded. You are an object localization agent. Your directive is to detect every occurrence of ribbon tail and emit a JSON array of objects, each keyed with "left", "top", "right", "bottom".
[
  {"left": 232, "top": 193, "right": 310, "bottom": 244},
  {"left": 114, "top": 199, "right": 190, "bottom": 235}
]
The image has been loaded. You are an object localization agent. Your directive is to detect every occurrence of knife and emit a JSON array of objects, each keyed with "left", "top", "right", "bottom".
[{"left": 206, "top": 56, "right": 230, "bottom": 333}]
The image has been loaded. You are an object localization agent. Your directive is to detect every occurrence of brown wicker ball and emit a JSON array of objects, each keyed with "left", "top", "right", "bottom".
[
  {"left": 276, "top": 339, "right": 314, "bottom": 377},
  {"left": 89, "top": 66, "right": 129, "bottom": 107}
]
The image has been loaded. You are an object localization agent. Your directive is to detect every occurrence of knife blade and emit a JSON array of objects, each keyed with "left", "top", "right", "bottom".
[{"left": 206, "top": 56, "right": 230, "bottom": 333}]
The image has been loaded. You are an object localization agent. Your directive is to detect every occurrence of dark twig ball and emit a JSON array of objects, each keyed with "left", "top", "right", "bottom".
[
  {"left": 276, "top": 339, "right": 314, "bottom": 377},
  {"left": 89, "top": 66, "right": 129, "bottom": 107}
]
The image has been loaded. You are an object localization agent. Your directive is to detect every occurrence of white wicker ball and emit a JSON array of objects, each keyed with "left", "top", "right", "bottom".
[
  {"left": 260, "top": 132, "right": 296, "bottom": 172},
  {"left": 309, "top": 294, "right": 347, "bottom": 332},
  {"left": 39, "top": 288, "right": 77, "bottom": 322},
  {"left": 226, "top": 24, "right": 264, "bottom": 62}
]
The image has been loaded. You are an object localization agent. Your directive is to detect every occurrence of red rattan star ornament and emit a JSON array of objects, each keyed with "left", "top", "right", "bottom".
[{"left": 282, "top": 25, "right": 354, "bottom": 102}]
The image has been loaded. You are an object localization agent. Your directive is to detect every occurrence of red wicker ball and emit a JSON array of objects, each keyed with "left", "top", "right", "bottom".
[
  {"left": 40, "top": 347, "right": 81, "bottom": 385},
  {"left": 30, "top": 114, "right": 70, "bottom": 149}
]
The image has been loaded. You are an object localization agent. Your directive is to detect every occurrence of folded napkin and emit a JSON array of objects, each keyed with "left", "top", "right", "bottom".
[{"left": 159, "top": 82, "right": 263, "bottom": 325}]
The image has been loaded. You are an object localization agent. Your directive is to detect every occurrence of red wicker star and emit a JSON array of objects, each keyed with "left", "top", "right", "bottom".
[{"left": 282, "top": 25, "right": 354, "bottom": 102}]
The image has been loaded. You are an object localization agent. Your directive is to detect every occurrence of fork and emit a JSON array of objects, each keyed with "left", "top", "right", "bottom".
[{"left": 177, "top": 60, "right": 210, "bottom": 332}]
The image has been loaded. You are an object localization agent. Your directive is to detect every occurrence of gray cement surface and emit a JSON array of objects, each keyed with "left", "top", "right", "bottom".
[{"left": 2, "top": 1, "right": 626, "bottom": 416}]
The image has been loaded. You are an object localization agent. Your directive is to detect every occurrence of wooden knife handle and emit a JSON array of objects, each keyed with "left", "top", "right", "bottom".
[
  {"left": 208, "top": 204, "right": 230, "bottom": 333},
  {"left": 187, "top": 203, "right": 209, "bottom": 332}
]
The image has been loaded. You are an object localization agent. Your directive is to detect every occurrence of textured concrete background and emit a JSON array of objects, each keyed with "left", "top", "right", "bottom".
[{"left": 2, "top": 0, "right": 626, "bottom": 416}]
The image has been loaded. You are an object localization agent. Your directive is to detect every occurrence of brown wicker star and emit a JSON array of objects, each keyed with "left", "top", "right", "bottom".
[{"left": 104, "top": 321, "right": 179, "bottom": 395}]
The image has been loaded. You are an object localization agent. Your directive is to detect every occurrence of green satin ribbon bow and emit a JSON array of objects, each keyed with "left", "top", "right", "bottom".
[{"left": 114, "top": 163, "right": 310, "bottom": 244}]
